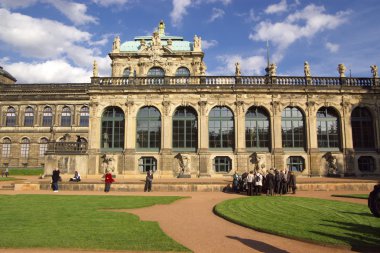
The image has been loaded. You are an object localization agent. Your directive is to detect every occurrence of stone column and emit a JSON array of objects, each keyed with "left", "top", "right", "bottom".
[
  {"left": 160, "top": 101, "right": 173, "bottom": 176},
  {"left": 306, "top": 101, "right": 320, "bottom": 176},
  {"left": 87, "top": 102, "right": 100, "bottom": 175},
  {"left": 17, "top": 105, "right": 22, "bottom": 126},
  {"left": 234, "top": 101, "right": 246, "bottom": 153},
  {"left": 271, "top": 101, "right": 284, "bottom": 170},
  {"left": 198, "top": 100, "right": 210, "bottom": 176},
  {"left": 375, "top": 106, "right": 380, "bottom": 152},
  {"left": 124, "top": 101, "right": 136, "bottom": 174},
  {"left": 54, "top": 105, "right": 59, "bottom": 126},
  {"left": 341, "top": 101, "right": 354, "bottom": 175},
  {"left": 34, "top": 105, "right": 40, "bottom": 127}
]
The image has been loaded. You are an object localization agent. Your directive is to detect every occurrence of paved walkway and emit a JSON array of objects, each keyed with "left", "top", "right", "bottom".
[{"left": 0, "top": 187, "right": 374, "bottom": 253}]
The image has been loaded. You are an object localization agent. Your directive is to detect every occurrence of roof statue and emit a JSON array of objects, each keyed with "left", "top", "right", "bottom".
[
  {"left": 158, "top": 20, "right": 165, "bottom": 35},
  {"left": 371, "top": 65, "right": 378, "bottom": 78},
  {"left": 337, "top": 63, "right": 346, "bottom": 78},
  {"left": 112, "top": 36, "right": 120, "bottom": 53},
  {"left": 268, "top": 63, "right": 277, "bottom": 77},
  {"left": 235, "top": 62, "right": 241, "bottom": 76},
  {"left": 200, "top": 61, "right": 207, "bottom": 76},
  {"left": 304, "top": 61, "right": 311, "bottom": 77},
  {"left": 152, "top": 31, "right": 161, "bottom": 46},
  {"left": 193, "top": 35, "right": 202, "bottom": 52},
  {"left": 93, "top": 60, "right": 98, "bottom": 77}
]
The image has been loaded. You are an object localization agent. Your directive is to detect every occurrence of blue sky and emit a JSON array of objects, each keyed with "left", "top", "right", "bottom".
[{"left": 0, "top": 0, "right": 379, "bottom": 83}]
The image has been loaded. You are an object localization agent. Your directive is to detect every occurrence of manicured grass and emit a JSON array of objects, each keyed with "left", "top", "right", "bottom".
[
  {"left": 5, "top": 168, "right": 44, "bottom": 176},
  {"left": 0, "top": 195, "right": 189, "bottom": 252},
  {"left": 0, "top": 177, "right": 18, "bottom": 181},
  {"left": 331, "top": 194, "right": 368, "bottom": 199},
  {"left": 214, "top": 196, "right": 380, "bottom": 250}
]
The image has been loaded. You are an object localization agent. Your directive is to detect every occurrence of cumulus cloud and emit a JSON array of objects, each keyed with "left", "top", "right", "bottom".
[
  {"left": 213, "top": 54, "right": 267, "bottom": 76},
  {"left": 209, "top": 8, "right": 225, "bottom": 22},
  {"left": 0, "top": 0, "right": 37, "bottom": 9},
  {"left": 92, "top": 0, "right": 129, "bottom": 6},
  {"left": 202, "top": 39, "right": 218, "bottom": 49},
  {"left": 170, "top": 0, "right": 192, "bottom": 27},
  {"left": 325, "top": 42, "right": 339, "bottom": 53},
  {"left": 265, "top": 0, "right": 288, "bottom": 14}
]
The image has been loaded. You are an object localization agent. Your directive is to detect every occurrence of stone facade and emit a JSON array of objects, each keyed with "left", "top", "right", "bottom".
[{"left": 0, "top": 22, "right": 379, "bottom": 178}]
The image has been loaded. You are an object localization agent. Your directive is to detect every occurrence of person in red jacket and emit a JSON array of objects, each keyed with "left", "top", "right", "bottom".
[{"left": 104, "top": 170, "right": 115, "bottom": 193}]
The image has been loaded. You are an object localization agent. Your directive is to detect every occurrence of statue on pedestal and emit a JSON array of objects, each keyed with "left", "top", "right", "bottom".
[
  {"left": 112, "top": 36, "right": 120, "bottom": 52},
  {"left": 268, "top": 63, "right": 277, "bottom": 77},
  {"left": 338, "top": 63, "right": 346, "bottom": 77},
  {"left": 235, "top": 62, "right": 241, "bottom": 76},
  {"left": 370, "top": 65, "right": 378, "bottom": 78},
  {"left": 304, "top": 61, "right": 311, "bottom": 77},
  {"left": 193, "top": 35, "right": 202, "bottom": 51}
]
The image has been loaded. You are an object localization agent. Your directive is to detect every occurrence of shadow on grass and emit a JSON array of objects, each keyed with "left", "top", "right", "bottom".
[
  {"left": 313, "top": 220, "right": 380, "bottom": 252},
  {"left": 339, "top": 211, "right": 374, "bottom": 217},
  {"left": 227, "top": 235, "right": 289, "bottom": 253}
]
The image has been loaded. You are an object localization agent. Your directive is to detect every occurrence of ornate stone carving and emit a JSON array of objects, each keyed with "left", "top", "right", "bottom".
[
  {"left": 112, "top": 36, "right": 120, "bottom": 53},
  {"left": 371, "top": 65, "right": 378, "bottom": 78},
  {"left": 235, "top": 101, "right": 245, "bottom": 115},
  {"left": 268, "top": 63, "right": 277, "bottom": 76},
  {"left": 152, "top": 31, "right": 161, "bottom": 47},
  {"left": 175, "top": 153, "right": 191, "bottom": 176},
  {"left": 249, "top": 152, "right": 265, "bottom": 171},
  {"left": 337, "top": 63, "right": 346, "bottom": 77},
  {"left": 193, "top": 35, "right": 202, "bottom": 51},
  {"left": 235, "top": 62, "right": 241, "bottom": 76},
  {"left": 162, "top": 101, "right": 171, "bottom": 116},
  {"left": 125, "top": 101, "right": 134, "bottom": 114},
  {"left": 89, "top": 102, "right": 99, "bottom": 108},
  {"left": 270, "top": 101, "right": 281, "bottom": 114},
  {"left": 322, "top": 152, "right": 338, "bottom": 175},
  {"left": 198, "top": 101, "right": 207, "bottom": 116},
  {"left": 304, "top": 61, "right": 311, "bottom": 77},
  {"left": 341, "top": 101, "right": 351, "bottom": 114},
  {"left": 306, "top": 101, "right": 316, "bottom": 114},
  {"left": 200, "top": 61, "right": 207, "bottom": 75}
]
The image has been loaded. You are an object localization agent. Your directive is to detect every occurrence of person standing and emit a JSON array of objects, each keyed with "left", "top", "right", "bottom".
[
  {"left": 144, "top": 170, "right": 153, "bottom": 192},
  {"left": 255, "top": 171, "right": 263, "bottom": 195},
  {"left": 51, "top": 168, "right": 60, "bottom": 192},
  {"left": 266, "top": 169, "right": 275, "bottom": 196},
  {"left": 4, "top": 168, "right": 9, "bottom": 177},
  {"left": 288, "top": 171, "right": 297, "bottom": 194},
  {"left": 246, "top": 171, "right": 254, "bottom": 196},
  {"left": 104, "top": 169, "right": 114, "bottom": 193},
  {"left": 232, "top": 171, "right": 240, "bottom": 193}
]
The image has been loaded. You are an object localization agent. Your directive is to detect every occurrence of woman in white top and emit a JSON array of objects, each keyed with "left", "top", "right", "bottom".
[{"left": 246, "top": 171, "right": 254, "bottom": 196}]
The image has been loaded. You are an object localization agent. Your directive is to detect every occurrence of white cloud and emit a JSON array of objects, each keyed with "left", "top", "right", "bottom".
[
  {"left": 0, "top": 0, "right": 38, "bottom": 9},
  {"left": 45, "top": 0, "right": 97, "bottom": 25},
  {"left": 205, "top": 0, "right": 231, "bottom": 5},
  {"left": 213, "top": 54, "right": 267, "bottom": 75},
  {"left": 202, "top": 39, "right": 218, "bottom": 49},
  {"left": 250, "top": 4, "right": 350, "bottom": 62},
  {"left": 325, "top": 42, "right": 339, "bottom": 53},
  {"left": 209, "top": 8, "right": 225, "bottom": 22},
  {"left": 265, "top": 0, "right": 288, "bottom": 14},
  {"left": 170, "top": 0, "right": 192, "bottom": 27},
  {"left": 92, "top": 0, "right": 129, "bottom": 6}
]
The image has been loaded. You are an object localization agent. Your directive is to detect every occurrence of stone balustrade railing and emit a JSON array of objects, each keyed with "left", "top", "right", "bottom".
[
  {"left": 47, "top": 142, "right": 88, "bottom": 154},
  {"left": 91, "top": 76, "right": 379, "bottom": 87}
]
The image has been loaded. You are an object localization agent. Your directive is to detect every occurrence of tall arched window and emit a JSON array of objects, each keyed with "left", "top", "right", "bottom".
[
  {"left": 39, "top": 137, "right": 49, "bottom": 157},
  {"left": 209, "top": 106, "right": 234, "bottom": 149},
  {"left": 6, "top": 107, "right": 16, "bottom": 126},
  {"left": 282, "top": 107, "right": 305, "bottom": 149},
  {"left": 42, "top": 107, "right": 53, "bottom": 127},
  {"left": 245, "top": 106, "right": 270, "bottom": 150},
  {"left": 175, "top": 67, "right": 190, "bottom": 77},
  {"left": 61, "top": 106, "right": 71, "bottom": 127},
  {"left": 173, "top": 107, "right": 198, "bottom": 151},
  {"left": 24, "top": 106, "right": 34, "bottom": 127},
  {"left": 317, "top": 107, "right": 340, "bottom": 150},
  {"left": 147, "top": 67, "right": 165, "bottom": 85},
  {"left": 79, "top": 106, "right": 89, "bottom": 127},
  {"left": 2, "top": 138, "right": 11, "bottom": 158},
  {"left": 136, "top": 107, "right": 161, "bottom": 150},
  {"left": 20, "top": 138, "right": 30, "bottom": 158},
  {"left": 101, "top": 107, "right": 125, "bottom": 151},
  {"left": 351, "top": 107, "right": 374, "bottom": 149}
]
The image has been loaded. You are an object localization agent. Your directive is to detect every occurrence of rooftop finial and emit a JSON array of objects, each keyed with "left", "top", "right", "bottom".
[{"left": 158, "top": 20, "right": 165, "bottom": 35}]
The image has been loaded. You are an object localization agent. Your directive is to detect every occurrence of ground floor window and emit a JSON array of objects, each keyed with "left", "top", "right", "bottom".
[
  {"left": 358, "top": 156, "right": 375, "bottom": 172},
  {"left": 287, "top": 156, "right": 305, "bottom": 172},
  {"left": 213, "top": 156, "right": 231, "bottom": 173},
  {"left": 138, "top": 157, "right": 157, "bottom": 173}
]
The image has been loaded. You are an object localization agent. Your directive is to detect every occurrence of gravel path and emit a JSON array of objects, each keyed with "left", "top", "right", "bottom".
[{"left": 0, "top": 190, "right": 372, "bottom": 253}]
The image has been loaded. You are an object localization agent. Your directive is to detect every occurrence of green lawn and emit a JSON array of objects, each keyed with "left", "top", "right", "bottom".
[
  {"left": 0, "top": 177, "right": 18, "bottom": 181},
  {"left": 331, "top": 194, "right": 369, "bottom": 199},
  {"left": 0, "top": 195, "right": 189, "bottom": 252},
  {"left": 214, "top": 196, "right": 380, "bottom": 250},
  {"left": 5, "top": 168, "right": 44, "bottom": 176}
]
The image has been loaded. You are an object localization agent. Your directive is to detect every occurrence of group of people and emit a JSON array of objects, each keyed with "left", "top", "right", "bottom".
[{"left": 232, "top": 168, "right": 297, "bottom": 196}]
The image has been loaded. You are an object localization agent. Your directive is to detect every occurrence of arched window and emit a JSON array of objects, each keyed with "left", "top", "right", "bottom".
[
  {"left": 79, "top": 106, "right": 89, "bottom": 127},
  {"left": 39, "top": 137, "right": 49, "bottom": 157},
  {"left": 281, "top": 107, "right": 305, "bottom": 149},
  {"left": 136, "top": 107, "right": 161, "bottom": 150},
  {"left": 122, "top": 68, "right": 130, "bottom": 77},
  {"left": 317, "top": 107, "right": 340, "bottom": 150},
  {"left": 101, "top": 107, "right": 125, "bottom": 151},
  {"left": 358, "top": 156, "right": 375, "bottom": 172},
  {"left": 6, "top": 107, "right": 16, "bottom": 126},
  {"left": 42, "top": 107, "right": 53, "bottom": 127},
  {"left": 24, "top": 107, "right": 34, "bottom": 127},
  {"left": 147, "top": 67, "right": 164, "bottom": 85},
  {"left": 351, "top": 107, "right": 374, "bottom": 149},
  {"left": 138, "top": 157, "right": 157, "bottom": 172},
  {"left": 246, "top": 106, "right": 270, "bottom": 150},
  {"left": 20, "top": 138, "right": 30, "bottom": 158},
  {"left": 287, "top": 156, "right": 305, "bottom": 172},
  {"left": 213, "top": 156, "right": 232, "bottom": 173},
  {"left": 209, "top": 106, "right": 234, "bottom": 149},
  {"left": 175, "top": 67, "right": 190, "bottom": 77},
  {"left": 2, "top": 138, "right": 11, "bottom": 158},
  {"left": 61, "top": 106, "right": 71, "bottom": 127},
  {"left": 173, "top": 107, "right": 198, "bottom": 151}
]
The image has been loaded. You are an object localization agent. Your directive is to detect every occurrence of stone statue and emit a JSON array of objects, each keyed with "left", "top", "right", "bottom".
[
  {"left": 167, "top": 38, "right": 172, "bottom": 46},
  {"left": 235, "top": 62, "right": 241, "bottom": 76},
  {"left": 370, "top": 65, "right": 378, "bottom": 78},
  {"left": 338, "top": 63, "right": 346, "bottom": 77},
  {"left": 49, "top": 126, "right": 55, "bottom": 142},
  {"left": 175, "top": 153, "right": 191, "bottom": 177},
  {"left": 152, "top": 31, "right": 161, "bottom": 46},
  {"left": 250, "top": 152, "right": 265, "bottom": 171},
  {"left": 158, "top": 20, "right": 165, "bottom": 35},
  {"left": 93, "top": 60, "right": 98, "bottom": 77},
  {"left": 193, "top": 35, "right": 202, "bottom": 51},
  {"left": 112, "top": 36, "right": 120, "bottom": 52},
  {"left": 323, "top": 152, "right": 338, "bottom": 175},
  {"left": 304, "top": 61, "right": 311, "bottom": 77},
  {"left": 268, "top": 63, "right": 277, "bottom": 76},
  {"left": 101, "top": 154, "right": 114, "bottom": 173},
  {"left": 200, "top": 61, "right": 207, "bottom": 75}
]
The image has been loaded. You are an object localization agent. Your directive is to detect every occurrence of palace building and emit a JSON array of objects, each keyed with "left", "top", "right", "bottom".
[{"left": 0, "top": 21, "right": 379, "bottom": 178}]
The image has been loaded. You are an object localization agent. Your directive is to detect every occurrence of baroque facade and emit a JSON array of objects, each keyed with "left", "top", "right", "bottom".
[{"left": 0, "top": 21, "right": 379, "bottom": 178}]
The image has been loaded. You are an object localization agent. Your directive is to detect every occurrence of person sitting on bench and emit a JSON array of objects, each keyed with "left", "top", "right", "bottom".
[{"left": 69, "top": 171, "right": 81, "bottom": 182}]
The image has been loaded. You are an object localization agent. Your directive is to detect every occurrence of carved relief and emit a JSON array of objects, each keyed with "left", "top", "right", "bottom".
[
  {"left": 125, "top": 101, "right": 134, "bottom": 114},
  {"left": 235, "top": 101, "right": 245, "bottom": 115},
  {"left": 198, "top": 101, "right": 207, "bottom": 116},
  {"left": 341, "top": 101, "right": 351, "bottom": 114},
  {"left": 270, "top": 101, "right": 281, "bottom": 114},
  {"left": 162, "top": 101, "right": 171, "bottom": 116}
]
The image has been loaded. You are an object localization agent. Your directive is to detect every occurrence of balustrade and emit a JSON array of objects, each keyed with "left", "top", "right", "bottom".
[{"left": 47, "top": 142, "right": 88, "bottom": 154}]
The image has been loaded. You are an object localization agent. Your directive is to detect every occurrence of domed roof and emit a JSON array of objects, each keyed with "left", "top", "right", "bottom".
[{"left": 0, "top": 66, "right": 17, "bottom": 82}]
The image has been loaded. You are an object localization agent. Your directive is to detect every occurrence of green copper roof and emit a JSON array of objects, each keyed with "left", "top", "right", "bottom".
[{"left": 120, "top": 35, "right": 193, "bottom": 52}]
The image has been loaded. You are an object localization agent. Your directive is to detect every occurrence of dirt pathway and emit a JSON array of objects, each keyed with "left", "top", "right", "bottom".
[{"left": 0, "top": 190, "right": 372, "bottom": 253}]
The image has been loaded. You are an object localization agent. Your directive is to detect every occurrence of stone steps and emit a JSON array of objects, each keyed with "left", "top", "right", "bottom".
[{"left": 0, "top": 184, "right": 15, "bottom": 190}]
